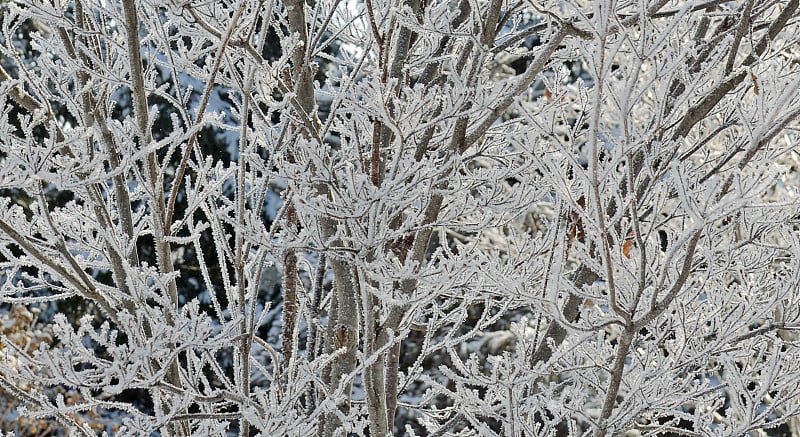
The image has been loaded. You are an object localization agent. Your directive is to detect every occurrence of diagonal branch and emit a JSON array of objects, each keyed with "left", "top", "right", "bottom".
[{"left": 464, "top": 23, "right": 571, "bottom": 149}]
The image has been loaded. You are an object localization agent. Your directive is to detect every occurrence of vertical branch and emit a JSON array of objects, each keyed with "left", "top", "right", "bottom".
[
  {"left": 282, "top": 214, "right": 299, "bottom": 369},
  {"left": 481, "top": 0, "right": 504, "bottom": 46},
  {"left": 362, "top": 2, "right": 440, "bottom": 405},
  {"left": 235, "top": 68, "right": 255, "bottom": 437},
  {"left": 586, "top": 1, "right": 626, "bottom": 320},
  {"left": 384, "top": 341, "right": 401, "bottom": 432},
  {"left": 281, "top": 0, "right": 310, "bottom": 396},
  {"left": 120, "top": 1, "right": 187, "bottom": 434},
  {"left": 282, "top": 0, "right": 319, "bottom": 375},
  {"left": 371, "top": 122, "right": 383, "bottom": 187},
  {"left": 121, "top": 0, "right": 149, "bottom": 147},
  {"left": 304, "top": 253, "right": 326, "bottom": 414},
  {"left": 284, "top": 0, "right": 318, "bottom": 127},
  {"left": 595, "top": 328, "right": 634, "bottom": 437},
  {"left": 283, "top": 0, "right": 359, "bottom": 433},
  {"left": 361, "top": 270, "right": 389, "bottom": 437},
  {"left": 121, "top": 0, "right": 178, "bottom": 311},
  {"left": 321, "top": 257, "right": 361, "bottom": 437},
  {"left": 589, "top": 4, "right": 631, "bottom": 434},
  {"left": 387, "top": 0, "right": 421, "bottom": 82}
]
